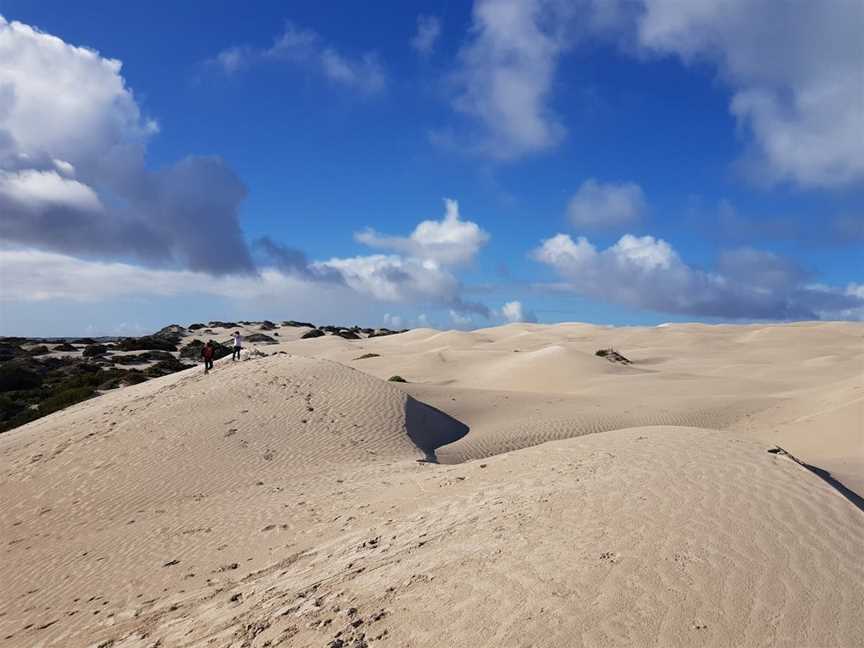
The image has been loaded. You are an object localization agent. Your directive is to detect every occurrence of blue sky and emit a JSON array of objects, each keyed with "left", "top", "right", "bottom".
[{"left": 0, "top": 0, "right": 862, "bottom": 336}]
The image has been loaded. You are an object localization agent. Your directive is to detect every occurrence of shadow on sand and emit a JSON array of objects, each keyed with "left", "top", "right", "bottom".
[
  {"left": 769, "top": 447, "right": 864, "bottom": 513},
  {"left": 405, "top": 396, "right": 470, "bottom": 463}
]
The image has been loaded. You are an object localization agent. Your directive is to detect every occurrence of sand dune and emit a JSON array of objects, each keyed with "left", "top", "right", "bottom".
[{"left": 1, "top": 322, "right": 862, "bottom": 647}]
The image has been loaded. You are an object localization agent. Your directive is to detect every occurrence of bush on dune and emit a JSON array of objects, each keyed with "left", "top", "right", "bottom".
[
  {"left": 180, "top": 339, "right": 230, "bottom": 360},
  {"left": 0, "top": 364, "right": 43, "bottom": 392}
]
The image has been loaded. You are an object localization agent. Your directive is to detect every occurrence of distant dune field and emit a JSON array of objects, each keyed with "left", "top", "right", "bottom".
[{"left": 1, "top": 322, "right": 862, "bottom": 647}]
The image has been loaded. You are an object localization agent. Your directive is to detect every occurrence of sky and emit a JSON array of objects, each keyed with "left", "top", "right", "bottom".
[{"left": 0, "top": 0, "right": 862, "bottom": 336}]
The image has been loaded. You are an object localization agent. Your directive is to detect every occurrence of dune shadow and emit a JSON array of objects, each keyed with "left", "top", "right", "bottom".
[
  {"left": 405, "top": 396, "right": 470, "bottom": 463},
  {"left": 768, "top": 447, "right": 864, "bottom": 513}
]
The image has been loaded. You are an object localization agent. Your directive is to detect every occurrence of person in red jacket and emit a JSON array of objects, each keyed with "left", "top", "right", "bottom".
[{"left": 201, "top": 340, "right": 215, "bottom": 374}]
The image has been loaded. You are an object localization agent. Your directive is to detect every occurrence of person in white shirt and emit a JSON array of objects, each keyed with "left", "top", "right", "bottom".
[{"left": 231, "top": 331, "right": 242, "bottom": 361}]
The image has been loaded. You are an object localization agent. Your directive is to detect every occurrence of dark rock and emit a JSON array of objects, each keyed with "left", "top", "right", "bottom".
[
  {"left": 259, "top": 320, "right": 277, "bottom": 330},
  {"left": 336, "top": 330, "right": 360, "bottom": 340},
  {"left": 188, "top": 323, "right": 206, "bottom": 331},
  {"left": 301, "top": 329, "right": 325, "bottom": 339}
]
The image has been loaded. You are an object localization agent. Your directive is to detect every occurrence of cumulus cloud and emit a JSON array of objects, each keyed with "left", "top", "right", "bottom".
[
  {"left": 412, "top": 15, "right": 442, "bottom": 56},
  {"left": 355, "top": 199, "right": 489, "bottom": 265},
  {"left": 0, "top": 16, "right": 254, "bottom": 274},
  {"left": 532, "top": 232, "right": 864, "bottom": 320},
  {"left": 633, "top": 0, "right": 864, "bottom": 188},
  {"left": 438, "top": 0, "right": 576, "bottom": 159},
  {"left": 253, "top": 200, "right": 491, "bottom": 315},
  {"left": 567, "top": 179, "right": 646, "bottom": 230},
  {"left": 311, "top": 254, "right": 460, "bottom": 303},
  {"left": 437, "top": 0, "right": 863, "bottom": 184},
  {"left": 501, "top": 300, "right": 538, "bottom": 323},
  {"left": 211, "top": 21, "right": 386, "bottom": 94}
]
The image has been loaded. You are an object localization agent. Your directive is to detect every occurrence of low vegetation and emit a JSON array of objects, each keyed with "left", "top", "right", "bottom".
[
  {"left": 0, "top": 359, "right": 151, "bottom": 432},
  {"left": 354, "top": 353, "right": 381, "bottom": 360},
  {"left": 595, "top": 348, "right": 632, "bottom": 364}
]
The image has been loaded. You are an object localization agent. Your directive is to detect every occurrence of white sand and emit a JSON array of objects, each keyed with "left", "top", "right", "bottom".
[{"left": 1, "top": 322, "right": 862, "bottom": 647}]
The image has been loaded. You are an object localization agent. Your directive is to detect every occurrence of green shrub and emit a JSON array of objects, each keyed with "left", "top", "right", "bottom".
[
  {"left": 0, "top": 365, "right": 43, "bottom": 392},
  {"left": 82, "top": 344, "right": 109, "bottom": 357},
  {"left": 39, "top": 386, "right": 96, "bottom": 415},
  {"left": 180, "top": 339, "right": 230, "bottom": 360},
  {"left": 116, "top": 335, "right": 179, "bottom": 352},
  {"left": 388, "top": 375, "right": 407, "bottom": 383},
  {"left": 123, "top": 371, "right": 148, "bottom": 385}
]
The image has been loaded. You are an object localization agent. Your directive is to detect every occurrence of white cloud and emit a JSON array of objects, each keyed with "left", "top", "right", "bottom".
[
  {"left": 532, "top": 232, "right": 864, "bottom": 320},
  {"left": 501, "top": 300, "right": 538, "bottom": 323},
  {"left": 0, "top": 17, "right": 157, "bottom": 166},
  {"left": 355, "top": 199, "right": 489, "bottom": 266},
  {"left": 383, "top": 313, "right": 404, "bottom": 329},
  {"left": 436, "top": 1, "right": 864, "bottom": 184},
  {"left": 633, "top": 0, "right": 864, "bottom": 188},
  {"left": 0, "top": 16, "right": 253, "bottom": 273},
  {"left": 311, "top": 254, "right": 460, "bottom": 303},
  {"left": 0, "top": 169, "right": 103, "bottom": 213},
  {"left": 440, "top": 0, "right": 574, "bottom": 159},
  {"left": 567, "top": 179, "right": 646, "bottom": 230},
  {"left": 214, "top": 46, "right": 254, "bottom": 74},
  {"left": 0, "top": 248, "right": 368, "bottom": 308},
  {"left": 449, "top": 309, "right": 473, "bottom": 327},
  {"left": 412, "top": 15, "right": 442, "bottom": 56},
  {"left": 211, "top": 21, "right": 386, "bottom": 94}
]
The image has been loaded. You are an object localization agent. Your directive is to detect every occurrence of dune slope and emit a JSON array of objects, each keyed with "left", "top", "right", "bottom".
[{"left": 0, "top": 355, "right": 466, "bottom": 646}]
